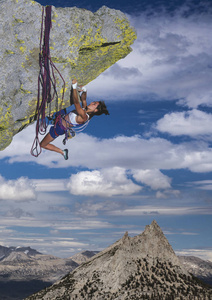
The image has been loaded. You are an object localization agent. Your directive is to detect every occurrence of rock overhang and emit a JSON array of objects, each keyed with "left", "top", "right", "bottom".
[{"left": 0, "top": 0, "right": 137, "bottom": 151}]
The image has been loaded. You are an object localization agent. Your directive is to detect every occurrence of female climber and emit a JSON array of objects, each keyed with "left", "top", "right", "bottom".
[{"left": 40, "top": 79, "right": 109, "bottom": 160}]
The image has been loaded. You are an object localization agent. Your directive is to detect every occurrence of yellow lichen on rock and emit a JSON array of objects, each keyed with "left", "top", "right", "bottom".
[
  {"left": 66, "top": 16, "right": 137, "bottom": 85},
  {"left": 115, "top": 17, "right": 137, "bottom": 45},
  {"left": 0, "top": 106, "right": 14, "bottom": 150},
  {"left": 19, "top": 84, "right": 32, "bottom": 95}
]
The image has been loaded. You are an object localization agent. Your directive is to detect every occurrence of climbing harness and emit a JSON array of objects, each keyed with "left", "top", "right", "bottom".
[
  {"left": 31, "top": 5, "right": 65, "bottom": 157},
  {"left": 52, "top": 110, "right": 90, "bottom": 145},
  {"left": 62, "top": 117, "right": 90, "bottom": 145}
]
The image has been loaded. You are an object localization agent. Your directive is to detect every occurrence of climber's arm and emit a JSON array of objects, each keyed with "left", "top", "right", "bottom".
[
  {"left": 80, "top": 88, "right": 87, "bottom": 109},
  {"left": 72, "top": 80, "right": 88, "bottom": 122}
]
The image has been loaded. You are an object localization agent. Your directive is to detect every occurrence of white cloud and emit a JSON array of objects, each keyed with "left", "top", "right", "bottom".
[
  {"left": 51, "top": 240, "right": 89, "bottom": 248},
  {"left": 32, "top": 179, "right": 68, "bottom": 192},
  {"left": 54, "top": 219, "right": 114, "bottom": 231},
  {"left": 0, "top": 124, "right": 37, "bottom": 159},
  {"left": 67, "top": 167, "right": 142, "bottom": 197},
  {"left": 0, "top": 234, "right": 90, "bottom": 257},
  {"left": 0, "top": 175, "right": 36, "bottom": 201},
  {"left": 164, "top": 230, "right": 198, "bottom": 236},
  {"left": 110, "top": 205, "right": 212, "bottom": 216},
  {"left": 3, "top": 124, "right": 212, "bottom": 173},
  {"left": 74, "top": 200, "right": 122, "bottom": 217},
  {"left": 132, "top": 169, "right": 172, "bottom": 190},
  {"left": 0, "top": 208, "right": 115, "bottom": 232},
  {"left": 156, "top": 189, "right": 180, "bottom": 199},
  {"left": 156, "top": 109, "right": 212, "bottom": 137},
  {"left": 0, "top": 227, "right": 15, "bottom": 236},
  {"left": 87, "top": 9, "right": 212, "bottom": 108},
  {"left": 0, "top": 216, "right": 51, "bottom": 228},
  {"left": 186, "top": 180, "right": 212, "bottom": 191}
]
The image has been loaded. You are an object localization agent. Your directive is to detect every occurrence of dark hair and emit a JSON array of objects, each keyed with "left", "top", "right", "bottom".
[
  {"left": 95, "top": 101, "right": 110, "bottom": 116},
  {"left": 87, "top": 101, "right": 109, "bottom": 119}
]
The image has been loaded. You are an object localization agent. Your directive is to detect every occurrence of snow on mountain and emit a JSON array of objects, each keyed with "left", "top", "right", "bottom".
[
  {"left": 0, "top": 246, "right": 78, "bottom": 283},
  {"left": 179, "top": 255, "right": 212, "bottom": 286}
]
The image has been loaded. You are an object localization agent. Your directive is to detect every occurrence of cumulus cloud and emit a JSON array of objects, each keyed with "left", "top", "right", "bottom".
[
  {"left": 0, "top": 175, "right": 36, "bottom": 201},
  {"left": 132, "top": 169, "right": 172, "bottom": 190},
  {"left": 0, "top": 123, "right": 41, "bottom": 167},
  {"left": 102, "top": 64, "right": 142, "bottom": 80},
  {"left": 67, "top": 167, "right": 142, "bottom": 197},
  {"left": 156, "top": 109, "right": 212, "bottom": 137},
  {"left": 87, "top": 8, "right": 212, "bottom": 108},
  {"left": 67, "top": 134, "right": 212, "bottom": 173},
  {"left": 3, "top": 123, "right": 212, "bottom": 173}
]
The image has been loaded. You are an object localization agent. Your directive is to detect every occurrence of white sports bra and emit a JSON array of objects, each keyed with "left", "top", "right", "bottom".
[{"left": 68, "top": 111, "right": 89, "bottom": 126}]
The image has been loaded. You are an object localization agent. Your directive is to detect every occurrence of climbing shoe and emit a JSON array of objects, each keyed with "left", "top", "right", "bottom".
[{"left": 63, "top": 149, "right": 68, "bottom": 160}]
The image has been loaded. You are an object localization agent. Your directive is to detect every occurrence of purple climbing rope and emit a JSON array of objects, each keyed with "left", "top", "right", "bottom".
[{"left": 31, "top": 6, "right": 66, "bottom": 157}]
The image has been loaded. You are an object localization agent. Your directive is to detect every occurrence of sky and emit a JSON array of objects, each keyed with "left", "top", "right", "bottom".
[{"left": 0, "top": 0, "right": 212, "bottom": 260}]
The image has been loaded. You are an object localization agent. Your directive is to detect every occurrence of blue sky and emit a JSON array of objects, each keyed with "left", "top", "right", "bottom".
[{"left": 0, "top": 0, "right": 212, "bottom": 259}]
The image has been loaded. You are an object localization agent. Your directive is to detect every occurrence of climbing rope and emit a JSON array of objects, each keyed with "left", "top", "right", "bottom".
[{"left": 31, "top": 5, "right": 66, "bottom": 157}]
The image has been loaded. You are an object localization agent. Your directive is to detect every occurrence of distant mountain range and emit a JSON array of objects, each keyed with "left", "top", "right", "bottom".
[
  {"left": 0, "top": 245, "right": 78, "bottom": 283},
  {"left": 0, "top": 245, "right": 78, "bottom": 300},
  {"left": 179, "top": 255, "right": 212, "bottom": 286},
  {"left": 0, "top": 246, "right": 41, "bottom": 260},
  {"left": 0, "top": 221, "right": 212, "bottom": 299}
]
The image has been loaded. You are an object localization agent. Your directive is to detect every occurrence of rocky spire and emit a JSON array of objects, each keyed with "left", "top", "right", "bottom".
[
  {"left": 136, "top": 220, "right": 179, "bottom": 264},
  {"left": 25, "top": 221, "right": 212, "bottom": 300}
]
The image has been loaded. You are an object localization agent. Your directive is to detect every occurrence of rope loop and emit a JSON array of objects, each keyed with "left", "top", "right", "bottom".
[{"left": 31, "top": 5, "right": 66, "bottom": 157}]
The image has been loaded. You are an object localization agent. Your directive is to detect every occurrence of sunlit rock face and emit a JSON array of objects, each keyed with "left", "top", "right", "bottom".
[{"left": 0, "top": 0, "right": 136, "bottom": 150}]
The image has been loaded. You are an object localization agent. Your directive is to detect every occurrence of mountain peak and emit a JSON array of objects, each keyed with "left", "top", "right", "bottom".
[
  {"left": 143, "top": 219, "right": 162, "bottom": 236},
  {"left": 150, "top": 219, "right": 160, "bottom": 228},
  {"left": 0, "top": 245, "right": 41, "bottom": 262},
  {"left": 121, "top": 231, "right": 129, "bottom": 242},
  {"left": 144, "top": 219, "right": 163, "bottom": 232},
  {"left": 25, "top": 221, "right": 212, "bottom": 300}
]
